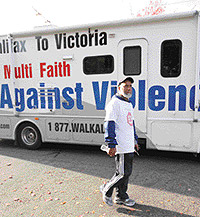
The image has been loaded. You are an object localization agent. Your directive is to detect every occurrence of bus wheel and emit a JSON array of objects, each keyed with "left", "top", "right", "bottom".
[{"left": 17, "top": 123, "right": 42, "bottom": 150}]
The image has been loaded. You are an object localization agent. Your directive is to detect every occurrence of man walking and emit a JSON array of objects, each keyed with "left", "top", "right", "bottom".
[{"left": 100, "top": 77, "right": 139, "bottom": 207}]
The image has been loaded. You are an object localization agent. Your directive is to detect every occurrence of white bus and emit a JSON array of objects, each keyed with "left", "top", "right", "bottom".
[{"left": 0, "top": 10, "right": 200, "bottom": 153}]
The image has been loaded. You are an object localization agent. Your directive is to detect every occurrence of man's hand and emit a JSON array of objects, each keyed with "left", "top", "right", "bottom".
[
  {"left": 135, "top": 144, "right": 140, "bottom": 151},
  {"left": 108, "top": 147, "right": 116, "bottom": 157}
]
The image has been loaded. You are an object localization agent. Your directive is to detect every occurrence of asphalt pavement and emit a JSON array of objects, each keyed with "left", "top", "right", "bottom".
[{"left": 0, "top": 140, "right": 199, "bottom": 217}]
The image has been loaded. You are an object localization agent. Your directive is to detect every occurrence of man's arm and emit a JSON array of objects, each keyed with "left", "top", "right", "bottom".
[
  {"left": 104, "top": 121, "right": 117, "bottom": 157},
  {"left": 133, "top": 120, "right": 139, "bottom": 151}
]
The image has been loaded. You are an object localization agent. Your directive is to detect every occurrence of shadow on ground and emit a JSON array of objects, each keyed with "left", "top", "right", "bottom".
[
  {"left": 117, "top": 203, "right": 194, "bottom": 217},
  {"left": 0, "top": 139, "right": 199, "bottom": 200}
]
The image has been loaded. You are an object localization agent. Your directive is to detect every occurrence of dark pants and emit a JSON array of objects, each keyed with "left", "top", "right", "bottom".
[{"left": 103, "top": 153, "right": 134, "bottom": 199}]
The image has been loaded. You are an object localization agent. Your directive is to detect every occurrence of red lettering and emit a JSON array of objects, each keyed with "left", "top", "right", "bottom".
[
  {"left": 47, "top": 65, "right": 53, "bottom": 77},
  {"left": 29, "top": 64, "right": 33, "bottom": 78},
  {"left": 40, "top": 61, "right": 70, "bottom": 78},
  {"left": 54, "top": 62, "right": 58, "bottom": 77},
  {"left": 21, "top": 64, "right": 25, "bottom": 78},
  {"left": 40, "top": 63, "right": 46, "bottom": 78},
  {"left": 15, "top": 67, "right": 21, "bottom": 79},
  {"left": 58, "top": 62, "right": 63, "bottom": 77},
  {"left": 4, "top": 65, "right": 11, "bottom": 79},
  {"left": 63, "top": 61, "right": 70, "bottom": 77}
]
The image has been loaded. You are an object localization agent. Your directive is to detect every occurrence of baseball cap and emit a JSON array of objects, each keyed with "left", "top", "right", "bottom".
[{"left": 118, "top": 77, "right": 134, "bottom": 86}]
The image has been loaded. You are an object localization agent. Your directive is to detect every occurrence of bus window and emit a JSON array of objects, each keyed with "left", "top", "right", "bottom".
[
  {"left": 161, "top": 39, "right": 182, "bottom": 77},
  {"left": 83, "top": 55, "right": 114, "bottom": 75},
  {"left": 123, "top": 46, "right": 141, "bottom": 76}
]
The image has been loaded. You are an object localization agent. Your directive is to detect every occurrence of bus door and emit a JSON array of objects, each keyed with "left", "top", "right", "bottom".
[{"left": 117, "top": 39, "right": 148, "bottom": 134}]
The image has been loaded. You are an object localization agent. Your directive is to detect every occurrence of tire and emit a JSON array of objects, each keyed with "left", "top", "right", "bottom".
[{"left": 17, "top": 122, "right": 42, "bottom": 150}]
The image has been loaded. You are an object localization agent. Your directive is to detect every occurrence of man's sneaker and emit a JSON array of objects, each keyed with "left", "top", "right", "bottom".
[
  {"left": 114, "top": 197, "right": 136, "bottom": 207},
  {"left": 100, "top": 184, "right": 113, "bottom": 206}
]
